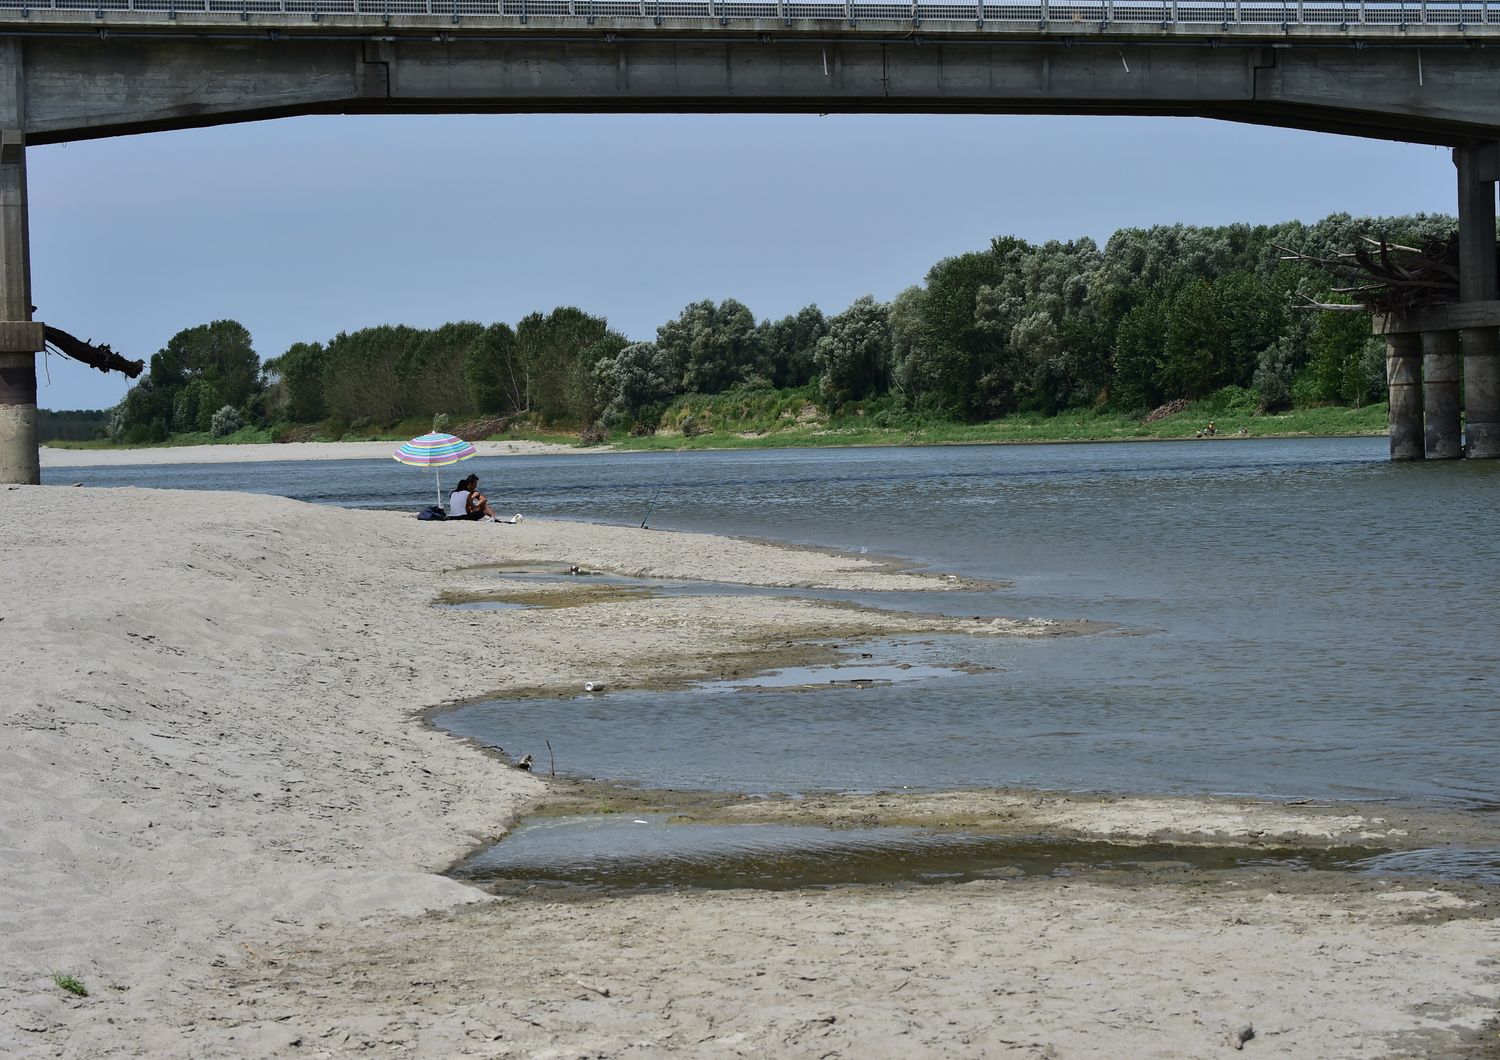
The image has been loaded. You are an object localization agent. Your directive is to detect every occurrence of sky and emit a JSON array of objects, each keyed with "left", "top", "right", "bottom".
[{"left": 27, "top": 111, "right": 1456, "bottom": 411}]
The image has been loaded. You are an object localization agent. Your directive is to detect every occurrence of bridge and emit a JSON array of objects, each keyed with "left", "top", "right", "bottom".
[{"left": 1, "top": 2, "right": 1497, "bottom": 477}]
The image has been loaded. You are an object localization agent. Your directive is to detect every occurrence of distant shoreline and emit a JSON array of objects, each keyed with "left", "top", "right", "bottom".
[
  {"left": 38, "top": 438, "right": 592, "bottom": 468},
  {"left": 41, "top": 424, "right": 1389, "bottom": 467}
]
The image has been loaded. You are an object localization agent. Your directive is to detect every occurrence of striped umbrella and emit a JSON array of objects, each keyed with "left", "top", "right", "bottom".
[{"left": 393, "top": 432, "right": 478, "bottom": 508}]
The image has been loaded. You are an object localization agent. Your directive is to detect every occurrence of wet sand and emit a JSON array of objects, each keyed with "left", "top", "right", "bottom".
[{"left": 1, "top": 484, "right": 1497, "bottom": 1057}]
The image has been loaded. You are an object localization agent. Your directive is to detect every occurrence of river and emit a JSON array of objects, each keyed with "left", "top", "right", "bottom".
[{"left": 52, "top": 437, "right": 1500, "bottom": 808}]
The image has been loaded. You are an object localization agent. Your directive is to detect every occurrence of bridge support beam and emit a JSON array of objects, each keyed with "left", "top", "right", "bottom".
[
  {"left": 1387, "top": 332, "right": 1424, "bottom": 461},
  {"left": 1422, "top": 329, "right": 1463, "bottom": 459},
  {"left": 1456, "top": 144, "right": 1500, "bottom": 459}
]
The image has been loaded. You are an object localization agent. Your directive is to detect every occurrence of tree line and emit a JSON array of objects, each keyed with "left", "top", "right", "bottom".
[{"left": 104, "top": 211, "right": 1451, "bottom": 445}]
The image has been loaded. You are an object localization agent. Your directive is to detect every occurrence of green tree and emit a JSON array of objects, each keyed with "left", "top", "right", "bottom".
[
  {"left": 595, "top": 341, "right": 677, "bottom": 429},
  {"left": 116, "top": 319, "right": 263, "bottom": 438},
  {"left": 577, "top": 331, "right": 631, "bottom": 424},
  {"left": 172, "top": 377, "right": 220, "bottom": 434},
  {"left": 815, "top": 296, "right": 892, "bottom": 409},
  {"left": 515, "top": 307, "right": 614, "bottom": 423},
  {"left": 321, "top": 325, "right": 414, "bottom": 425},
  {"left": 110, "top": 377, "right": 173, "bottom": 443},
  {"left": 657, "top": 299, "right": 763, "bottom": 395},
  {"left": 401, "top": 321, "right": 483, "bottom": 421},
  {"left": 462, "top": 323, "right": 522, "bottom": 414},
  {"left": 758, "top": 306, "right": 828, "bottom": 388},
  {"left": 1304, "top": 304, "right": 1380, "bottom": 405},
  {"left": 264, "top": 341, "right": 327, "bottom": 423},
  {"left": 161, "top": 320, "right": 261, "bottom": 411},
  {"left": 1112, "top": 299, "right": 1166, "bottom": 412},
  {"left": 1159, "top": 278, "right": 1232, "bottom": 399},
  {"left": 1214, "top": 270, "right": 1285, "bottom": 390},
  {"left": 904, "top": 244, "right": 1012, "bottom": 418}
]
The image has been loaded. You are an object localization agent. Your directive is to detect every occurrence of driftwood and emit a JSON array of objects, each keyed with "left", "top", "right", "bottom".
[
  {"left": 1275, "top": 233, "right": 1482, "bottom": 318},
  {"left": 43, "top": 325, "right": 144, "bottom": 378}
]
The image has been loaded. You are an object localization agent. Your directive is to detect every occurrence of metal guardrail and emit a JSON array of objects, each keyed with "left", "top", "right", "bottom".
[{"left": 0, "top": 0, "right": 1490, "bottom": 26}]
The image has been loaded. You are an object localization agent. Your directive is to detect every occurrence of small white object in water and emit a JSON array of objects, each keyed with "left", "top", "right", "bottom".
[
  {"left": 633, "top": 819, "right": 648, "bottom": 824},
  {"left": 584, "top": 681, "right": 605, "bottom": 692}
]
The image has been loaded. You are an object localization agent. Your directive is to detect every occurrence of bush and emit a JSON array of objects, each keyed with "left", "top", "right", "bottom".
[
  {"left": 579, "top": 422, "right": 607, "bottom": 446},
  {"left": 1197, "top": 386, "right": 1259, "bottom": 416},
  {"left": 1254, "top": 342, "right": 1297, "bottom": 414},
  {"left": 210, "top": 405, "right": 243, "bottom": 438}
]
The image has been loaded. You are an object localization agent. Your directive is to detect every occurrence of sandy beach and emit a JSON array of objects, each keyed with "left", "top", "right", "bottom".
[{"left": 2, "top": 483, "right": 1497, "bottom": 1058}]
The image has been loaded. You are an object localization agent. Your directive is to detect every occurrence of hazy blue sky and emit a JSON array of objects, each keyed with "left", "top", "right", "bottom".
[{"left": 28, "top": 112, "right": 1453, "bottom": 410}]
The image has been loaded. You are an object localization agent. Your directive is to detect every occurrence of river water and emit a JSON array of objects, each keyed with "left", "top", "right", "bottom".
[{"left": 55, "top": 438, "right": 1500, "bottom": 808}]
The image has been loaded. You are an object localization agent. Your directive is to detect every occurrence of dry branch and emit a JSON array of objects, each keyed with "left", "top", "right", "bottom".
[
  {"left": 43, "top": 325, "right": 144, "bottom": 378},
  {"left": 1276, "top": 232, "right": 1482, "bottom": 319}
]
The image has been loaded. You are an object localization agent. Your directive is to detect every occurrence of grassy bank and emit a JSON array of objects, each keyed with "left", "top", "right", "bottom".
[
  {"left": 46, "top": 391, "right": 1389, "bottom": 454},
  {"left": 607, "top": 394, "right": 1390, "bottom": 452}
]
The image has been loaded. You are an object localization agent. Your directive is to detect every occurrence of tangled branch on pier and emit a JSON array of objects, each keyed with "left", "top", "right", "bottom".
[
  {"left": 43, "top": 325, "right": 144, "bottom": 378},
  {"left": 1274, "top": 233, "right": 1478, "bottom": 317}
]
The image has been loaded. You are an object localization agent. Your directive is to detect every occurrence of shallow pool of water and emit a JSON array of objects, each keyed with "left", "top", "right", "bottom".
[{"left": 454, "top": 813, "right": 1395, "bottom": 892}]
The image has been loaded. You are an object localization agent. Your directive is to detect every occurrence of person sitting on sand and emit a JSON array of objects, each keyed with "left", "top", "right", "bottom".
[
  {"left": 448, "top": 473, "right": 496, "bottom": 521},
  {"left": 448, "top": 474, "right": 522, "bottom": 523}
]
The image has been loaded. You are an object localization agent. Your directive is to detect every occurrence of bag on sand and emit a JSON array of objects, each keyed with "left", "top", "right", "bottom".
[{"left": 417, "top": 505, "right": 449, "bottom": 521}]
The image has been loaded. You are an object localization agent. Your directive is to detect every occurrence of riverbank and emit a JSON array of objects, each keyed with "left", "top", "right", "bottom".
[
  {"left": 39, "top": 399, "right": 1389, "bottom": 465},
  {"left": 611, "top": 400, "right": 1390, "bottom": 452},
  {"left": 2, "top": 486, "right": 1496, "bottom": 1057}
]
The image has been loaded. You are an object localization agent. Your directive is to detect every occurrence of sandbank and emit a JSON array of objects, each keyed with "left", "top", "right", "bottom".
[{"left": 1, "top": 485, "right": 1496, "bottom": 1057}]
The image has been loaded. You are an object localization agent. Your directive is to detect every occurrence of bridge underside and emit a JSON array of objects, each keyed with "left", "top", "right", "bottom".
[
  {"left": 4, "top": 32, "right": 1499, "bottom": 147},
  {"left": 1, "top": 24, "right": 1499, "bottom": 478}
]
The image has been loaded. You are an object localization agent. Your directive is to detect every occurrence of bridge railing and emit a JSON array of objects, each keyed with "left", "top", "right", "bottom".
[{"left": 3, "top": 0, "right": 1492, "bottom": 27}]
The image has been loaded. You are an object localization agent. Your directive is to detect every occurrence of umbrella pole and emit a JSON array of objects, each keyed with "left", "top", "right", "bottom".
[{"left": 435, "top": 466, "right": 442, "bottom": 510}]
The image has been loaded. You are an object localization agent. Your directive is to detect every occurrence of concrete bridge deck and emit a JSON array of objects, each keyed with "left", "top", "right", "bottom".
[
  {"left": 3, "top": 0, "right": 1499, "bottom": 32},
  {"left": 2, "top": 6, "right": 1498, "bottom": 146},
  {"left": 3, "top": 0, "right": 1499, "bottom": 40}
]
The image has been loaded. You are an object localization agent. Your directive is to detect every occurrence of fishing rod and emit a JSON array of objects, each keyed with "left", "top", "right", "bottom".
[
  {"left": 639, "top": 479, "right": 666, "bottom": 530},
  {"left": 639, "top": 444, "right": 686, "bottom": 530}
]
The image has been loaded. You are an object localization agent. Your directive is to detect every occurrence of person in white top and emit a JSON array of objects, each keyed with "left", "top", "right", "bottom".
[{"left": 447, "top": 474, "right": 523, "bottom": 524}]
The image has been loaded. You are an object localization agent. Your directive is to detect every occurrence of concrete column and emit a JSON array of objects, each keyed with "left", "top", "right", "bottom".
[
  {"left": 0, "top": 130, "right": 39, "bottom": 485},
  {"left": 1456, "top": 145, "right": 1500, "bottom": 459},
  {"left": 1422, "top": 329, "right": 1462, "bottom": 459},
  {"left": 1387, "top": 332, "right": 1423, "bottom": 461},
  {"left": 1463, "top": 328, "right": 1500, "bottom": 458},
  {"left": 0, "top": 41, "right": 39, "bottom": 485}
]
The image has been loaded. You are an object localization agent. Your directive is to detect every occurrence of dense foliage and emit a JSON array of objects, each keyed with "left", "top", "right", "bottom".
[
  {"left": 105, "top": 212, "right": 1454, "bottom": 444},
  {"left": 37, "top": 409, "right": 110, "bottom": 442}
]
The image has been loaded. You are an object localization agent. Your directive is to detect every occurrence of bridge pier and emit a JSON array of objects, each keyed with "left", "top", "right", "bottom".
[
  {"left": 0, "top": 41, "right": 40, "bottom": 486},
  {"left": 1386, "top": 332, "right": 1424, "bottom": 461},
  {"left": 1456, "top": 144, "right": 1500, "bottom": 459},
  {"left": 1421, "top": 329, "right": 1463, "bottom": 459}
]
